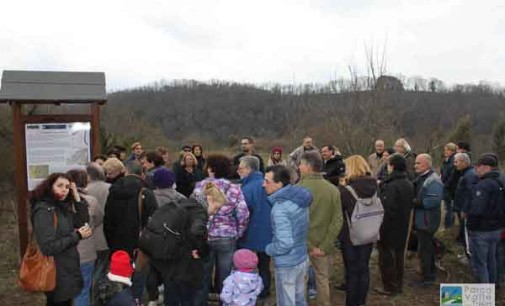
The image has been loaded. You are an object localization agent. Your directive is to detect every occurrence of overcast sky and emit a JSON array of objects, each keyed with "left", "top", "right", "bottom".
[{"left": 1, "top": 0, "right": 503, "bottom": 90}]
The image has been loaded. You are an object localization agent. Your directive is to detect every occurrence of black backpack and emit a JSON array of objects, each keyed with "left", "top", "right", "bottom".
[{"left": 138, "top": 200, "right": 190, "bottom": 260}]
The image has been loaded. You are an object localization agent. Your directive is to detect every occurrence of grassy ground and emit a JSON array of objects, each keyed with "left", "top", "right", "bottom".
[
  {"left": 0, "top": 196, "right": 44, "bottom": 304},
  {"left": 1, "top": 193, "right": 504, "bottom": 305}
]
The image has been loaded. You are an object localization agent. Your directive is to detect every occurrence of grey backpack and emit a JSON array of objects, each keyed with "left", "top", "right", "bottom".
[{"left": 345, "top": 185, "right": 384, "bottom": 246}]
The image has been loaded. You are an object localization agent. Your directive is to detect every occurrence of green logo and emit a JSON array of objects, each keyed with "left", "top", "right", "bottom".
[{"left": 440, "top": 286, "right": 463, "bottom": 305}]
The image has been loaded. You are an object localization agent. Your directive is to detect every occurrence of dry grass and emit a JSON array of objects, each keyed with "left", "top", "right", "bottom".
[{"left": 0, "top": 197, "right": 44, "bottom": 304}]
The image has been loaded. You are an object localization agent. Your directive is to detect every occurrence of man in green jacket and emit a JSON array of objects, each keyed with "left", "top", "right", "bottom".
[{"left": 298, "top": 151, "right": 342, "bottom": 306}]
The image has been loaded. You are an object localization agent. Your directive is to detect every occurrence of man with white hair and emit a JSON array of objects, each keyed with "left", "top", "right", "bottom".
[
  {"left": 412, "top": 153, "right": 443, "bottom": 287},
  {"left": 394, "top": 138, "right": 416, "bottom": 180},
  {"left": 453, "top": 153, "right": 478, "bottom": 258},
  {"left": 368, "top": 139, "right": 386, "bottom": 178},
  {"left": 237, "top": 155, "right": 273, "bottom": 300}
]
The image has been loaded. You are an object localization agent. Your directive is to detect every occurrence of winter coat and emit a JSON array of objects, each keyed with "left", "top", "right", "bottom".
[
  {"left": 322, "top": 155, "right": 346, "bottom": 186},
  {"left": 454, "top": 166, "right": 478, "bottom": 213},
  {"left": 77, "top": 193, "right": 103, "bottom": 264},
  {"left": 149, "top": 198, "right": 209, "bottom": 288},
  {"left": 265, "top": 185, "right": 312, "bottom": 267},
  {"left": 94, "top": 278, "right": 135, "bottom": 306},
  {"left": 338, "top": 176, "right": 378, "bottom": 246},
  {"left": 87, "top": 180, "right": 110, "bottom": 251},
  {"left": 176, "top": 167, "right": 205, "bottom": 197},
  {"left": 104, "top": 175, "right": 158, "bottom": 256},
  {"left": 220, "top": 271, "right": 263, "bottom": 306},
  {"left": 441, "top": 153, "right": 460, "bottom": 198},
  {"left": 32, "top": 197, "right": 89, "bottom": 302},
  {"left": 379, "top": 171, "right": 414, "bottom": 249},
  {"left": 238, "top": 171, "right": 272, "bottom": 252},
  {"left": 368, "top": 153, "right": 386, "bottom": 179},
  {"left": 145, "top": 165, "right": 164, "bottom": 190},
  {"left": 413, "top": 170, "right": 443, "bottom": 233},
  {"left": 298, "top": 173, "right": 342, "bottom": 255},
  {"left": 288, "top": 146, "right": 319, "bottom": 183},
  {"left": 153, "top": 188, "right": 186, "bottom": 208},
  {"left": 267, "top": 157, "right": 287, "bottom": 167},
  {"left": 193, "top": 178, "right": 250, "bottom": 239},
  {"left": 467, "top": 170, "right": 505, "bottom": 232},
  {"left": 196, "top": 156, "right": 206, "bottom": 171},
  {"left": 404, "top": 151, "right": 417, "bottom": 181}
]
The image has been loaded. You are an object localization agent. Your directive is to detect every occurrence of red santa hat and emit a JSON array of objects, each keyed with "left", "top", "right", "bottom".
[{"left": 107, "top": 250, "right": 134, "bottom": 286}]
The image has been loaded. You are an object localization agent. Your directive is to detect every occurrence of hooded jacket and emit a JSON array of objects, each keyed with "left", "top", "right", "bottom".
[
  {"left": 153, "top": 188, "right": 186, "bottom": 208},
  {"left": 32, "top": 197, "right": 89, "bottom": 302},
  {"left": 265, "top": 185, "right": 312, "bottom": 267},
  {"left": 104, "top": 175, "right": 157, "bottom": 256},
  {"left": 193, "top": 178, "right": 249, "bottom": 239},
  {"left": 338, "top": 176, "right": 378, "bottom": 245},
  {"left": 220, "top": 270, "right": 263, "bottom": 306},
  {"left": 238, "top": 171, "right": 272, "bottom": 252}
]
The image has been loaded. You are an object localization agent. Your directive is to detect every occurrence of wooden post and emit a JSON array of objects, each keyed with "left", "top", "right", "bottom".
[
  {"left": 12, "top": 103, "right": 29, "bottom": 257},
  {"left": 91, "top": 102, "right": 101, "bottom": 158}
]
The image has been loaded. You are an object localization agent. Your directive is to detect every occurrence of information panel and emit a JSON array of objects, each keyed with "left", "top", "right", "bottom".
[{"left": 25, "top": 122, "right": 91, "bottom": 190}]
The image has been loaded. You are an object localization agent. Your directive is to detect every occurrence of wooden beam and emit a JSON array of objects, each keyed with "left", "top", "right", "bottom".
[
  {"left": 12, "top": 103, "right": 29, "bottom": 257},
  {"left": 91, "top": 102, "right": 101, "bottom": 157}
]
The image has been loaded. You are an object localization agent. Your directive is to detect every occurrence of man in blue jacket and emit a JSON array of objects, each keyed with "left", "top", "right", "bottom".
[
  {"left": 412, "top": 153, "right": 443, "bottom": 287},
  {"left": 453, "top": 152, "right": 478, "bottom": 257},
  {"left": 237, "top": 155, "right": 272, "bottom": 299},
  {"left": 264, "top": 165, "right": 312, "bottom": 306},
  {"left": 467, "top": 153, "right": 504, "bottom": 284}
]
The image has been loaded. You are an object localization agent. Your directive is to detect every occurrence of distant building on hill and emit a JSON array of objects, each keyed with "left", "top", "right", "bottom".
[{"left": 376, "top": 75, "right": 404, "bottom": 91}]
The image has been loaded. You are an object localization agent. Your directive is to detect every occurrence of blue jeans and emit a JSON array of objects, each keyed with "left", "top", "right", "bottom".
[
  {"left": 274, "top": 259, "right": 308, "bottom": 306},
  {"left": 75, "top": 261, "right": 94, "bottom": 306},
  {"left": 470, "top": 230, "right": 501, "bottom": 283},
  {"left": 194, "top": 238, "right": 236, "bottom": 305}
]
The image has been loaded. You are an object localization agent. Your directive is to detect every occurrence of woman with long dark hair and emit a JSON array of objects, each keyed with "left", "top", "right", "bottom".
[
  {"left": 192, "top": 144, "right": 206, "bottom": 171},
  {"left": 30, "top": 172, "right": 92, "bottom": 306}
]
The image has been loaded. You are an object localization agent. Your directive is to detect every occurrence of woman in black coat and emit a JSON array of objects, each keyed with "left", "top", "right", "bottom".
[
  {"left": 30, "top": 172, "right": 92, "bottom": 306},
  {"left": 176, "top": 152, "right": 205, "bottom": 197},
  {"left": 377, "top": 154, "right": 414, "bottom": 295},
  {"left": 338, "top": 155, "right": 377, "bottom": 306}
]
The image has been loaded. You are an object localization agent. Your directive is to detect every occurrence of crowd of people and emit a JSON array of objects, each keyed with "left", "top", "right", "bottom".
[{"left": 28, "top": 136, "right": 505, "bottom": 306}]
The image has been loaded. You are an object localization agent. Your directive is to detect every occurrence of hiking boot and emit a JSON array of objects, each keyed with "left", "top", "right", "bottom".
[{"left": 308, "top": 288, "right": 317, "bottom": 299}]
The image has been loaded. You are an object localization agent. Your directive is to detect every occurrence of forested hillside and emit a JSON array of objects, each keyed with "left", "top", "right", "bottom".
[{"left": 103, "top": 79, "right": 505, "bottom": 156}]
